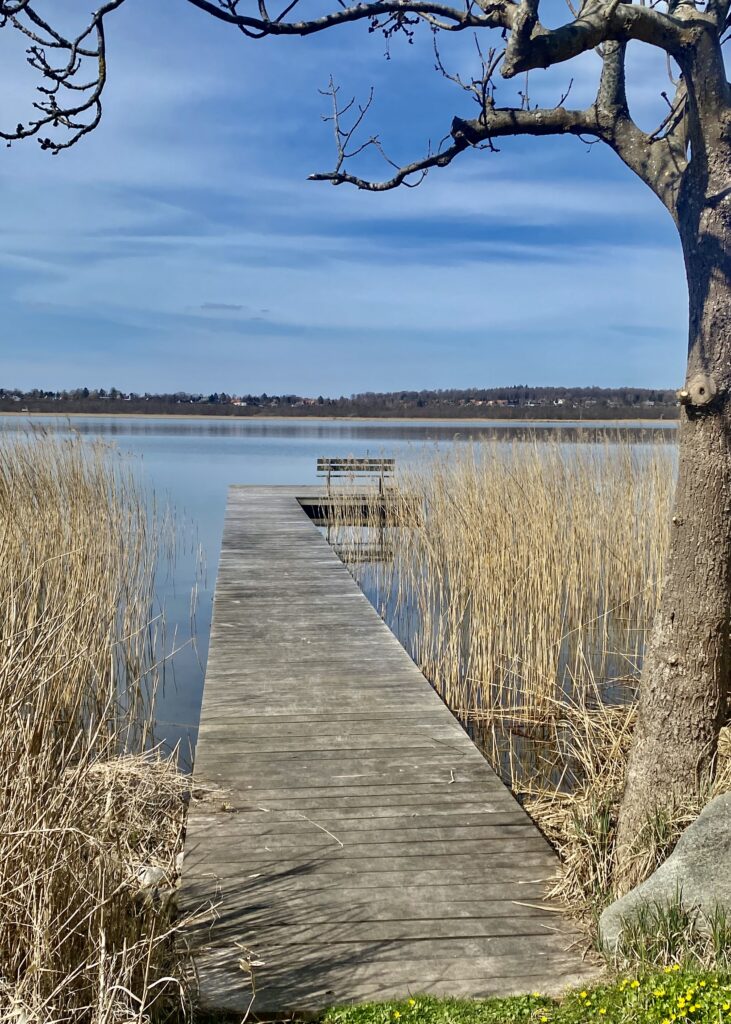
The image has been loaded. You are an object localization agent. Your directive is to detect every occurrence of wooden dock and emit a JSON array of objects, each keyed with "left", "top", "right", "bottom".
[{"left": 180, "top": 486, "right": 595, "bottom": 1015}]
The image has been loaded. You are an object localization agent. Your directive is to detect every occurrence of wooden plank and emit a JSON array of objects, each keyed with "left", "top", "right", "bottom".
[
  {"left": 240, "top": 919, "right": 565, "bottom": 942},
  {"left": 183, "top": 837, "right": 554, "bottom": 861},
  {"left": 190, "top": 774, "right": 504, "bottom": 794},
  {"left": 203, "top": 934, "right": 576, "bottom": 963},
  {"left": 194, "top": 950, "right": 595, "bottom": 1015},
  {"left": 182, "top": 877, "right": 560, "bottom": 904},
  {"left": 179, "top": 486, "right": 596, "bottom": 1014},
  {"left": 182, "top": 888, "right": 560, "bottom": 918},
  {"left": 183, "top": 809, "right": 534, "bottom": 834},
  {"left": 316, "top": 458, "right": 395, "bottom": 468},
  {"left": 184, "top": 866, "right": 558, "bottom": 891},
  {"left": 186, "top": 791, "right": 521, "bottom": 813},
  {"left": 184, "top": 822, "right": 541, "bottom": 843}
]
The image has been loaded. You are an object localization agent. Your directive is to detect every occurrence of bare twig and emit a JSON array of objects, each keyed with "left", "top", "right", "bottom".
[{"left": 0, "top": 0, "right": 126, "bottom": 152}]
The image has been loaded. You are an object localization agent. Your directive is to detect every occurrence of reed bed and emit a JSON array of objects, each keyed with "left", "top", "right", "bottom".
[
  {"left": 0, "top": 434, "right": 187, "bottom": 1024},
  {"left": 327, "top": 435, "right": 725, "bottom": 917}
]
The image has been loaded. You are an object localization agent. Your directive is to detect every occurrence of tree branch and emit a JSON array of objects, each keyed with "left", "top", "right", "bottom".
[
  {"left": 454, "top": 101, "right": 596, "bottom": 143},
  {"left": 309, "top": 48, "right": 692, "bottom": 213},
  {"left": 309, "top": 102, "right": 597, "bottom": 190},
  {"left": 182, "top": 0, "right": 703, "bottom": 108},
  {"left": 703, "top": 0, "right": 730, "bottom": 34},
  {"left": 0, "top": 0, "right": 126, "bottom": 151},
  {"left": 501, "top": 1, "right": 691, "bottom": 78},
  {"left": 309, "top": 136, "right": 470, "bottom": 188},
  {"left": 592, "top": 40, "right": 686, "bottom": 214},
  {"left": 184, "top": 0, "right": 514, "bottom": 35}
]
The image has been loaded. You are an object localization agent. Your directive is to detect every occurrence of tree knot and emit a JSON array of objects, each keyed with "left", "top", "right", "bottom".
[{"left": 677, "top": 373, "right": 718, "bottom": 409}]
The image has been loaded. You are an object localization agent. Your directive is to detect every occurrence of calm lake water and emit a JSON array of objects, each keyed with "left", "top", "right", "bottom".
[{"left": 0, "top": 414, "right": 676, "bottom": 765}]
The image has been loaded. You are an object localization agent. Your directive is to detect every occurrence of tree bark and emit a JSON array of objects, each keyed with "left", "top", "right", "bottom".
[{"left": 614, "top": 132, "right": 731, "bottom": 891}]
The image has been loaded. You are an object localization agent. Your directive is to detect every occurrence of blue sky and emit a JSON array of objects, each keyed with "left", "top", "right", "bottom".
[{"left": 0, "top": 0, "right": 687, "bottom": 394}]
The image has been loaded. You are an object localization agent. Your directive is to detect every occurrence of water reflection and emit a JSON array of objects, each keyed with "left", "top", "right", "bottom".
[{"left": 0, "top": 413, "right": 676, "bottom": 443}]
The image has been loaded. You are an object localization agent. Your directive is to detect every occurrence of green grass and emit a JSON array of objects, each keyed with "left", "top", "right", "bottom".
[
  {"left": 611, "top": 899, "right": 731, "bottom": 969},
  {"left": 321, "top": 968, "right": 731, "bottom": 1024}
]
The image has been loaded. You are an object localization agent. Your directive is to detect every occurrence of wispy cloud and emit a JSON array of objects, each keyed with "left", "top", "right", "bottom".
[
  {"left": 199, "top": 302, "right": 246, "bottom": 312},
  {"left": 0, "top": 0, "right": 688, "bottom": 393}
]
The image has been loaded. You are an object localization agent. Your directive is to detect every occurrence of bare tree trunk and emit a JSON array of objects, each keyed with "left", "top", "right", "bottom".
[{"left": 614, "top": 154, "right": 731, "bottom": 891}]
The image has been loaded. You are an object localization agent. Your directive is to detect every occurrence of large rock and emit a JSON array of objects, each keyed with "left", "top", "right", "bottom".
[{"left": 600, "top": 792, "right": 731, "bottom": 952}]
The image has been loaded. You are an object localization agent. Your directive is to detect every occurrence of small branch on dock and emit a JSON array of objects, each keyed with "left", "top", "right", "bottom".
[{"left": 297, "top": 813, "right": 344, "bottom": 848}]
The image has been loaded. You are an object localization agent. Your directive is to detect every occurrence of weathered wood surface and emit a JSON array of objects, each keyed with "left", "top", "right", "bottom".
[{"left": 180, "top": 486, "right": 595, "bottom": 1014}]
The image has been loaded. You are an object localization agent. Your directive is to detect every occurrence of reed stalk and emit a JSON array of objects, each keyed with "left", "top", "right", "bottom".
[{"left": 0, "top": 434, "right": 187, "bottom": 1024}]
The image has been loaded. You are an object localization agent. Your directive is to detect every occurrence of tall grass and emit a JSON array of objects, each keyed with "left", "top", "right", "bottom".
[
  {"left": 369, "top": 439, "right": 672, "bottom": 719},
  {"left": 333, "top": 438, "right": 673, "bottom": 718},
  {"left": 0, "top": 435, "right": 187, "bottom": 1023},
  {"left": 328, "top": 436, "right": 731, "bottom": 918}
]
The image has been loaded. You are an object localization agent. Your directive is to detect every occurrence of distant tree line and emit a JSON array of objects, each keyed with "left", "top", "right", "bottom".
[{"left": 0, "top": 386, "right": 680, "bottom": 420}]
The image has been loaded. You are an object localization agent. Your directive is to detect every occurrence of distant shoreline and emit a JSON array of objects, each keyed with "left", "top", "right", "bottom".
[{"left": 0, "top": 410, "right": 678, "bottom": 426}]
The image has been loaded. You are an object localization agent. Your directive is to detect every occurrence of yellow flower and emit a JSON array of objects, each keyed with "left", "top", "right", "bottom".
[
  {"left": 630, "top": 980, "right": 640, "bottom": 989},
  {"left": 672, "top": 964, "right": 681, "bottom": 971},
  {"left": 723, "top": 1003, "right": 730, "bottom": 1011},
  {"left": 699, "top": 981, "right": 706, "bottom": 988},
  {"left": 407, "top": 1000, "right": 416, "bottom": 1007},
  {"left": 599, "top": 1009, "right": 607, "bottom": 1016},
  {"left": 664, "top": 967, "right": 673, "bottom": 974},
  {"left": 580, "top": 991, "right": 588, "bottom": 999},
  {"left": 393, "top": 1013, "right": 401, "bottom": 1019},
  {"left": 540, "top": 1017, "right": 548, "bottom": 1023},
  {"left": 677, "top": 997, "right": 686, "bottom": 1008},
  {"left": 654, "top": 989, "right": 666, "bottom": 997}
]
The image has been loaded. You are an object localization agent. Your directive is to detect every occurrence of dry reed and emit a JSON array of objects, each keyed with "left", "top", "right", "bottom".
[
  {"left": 328, "top": 435, "right": 724, "bottom": 919},
  {"left": 0, "top": 434, "right": 188, "bottom": 1024}
]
